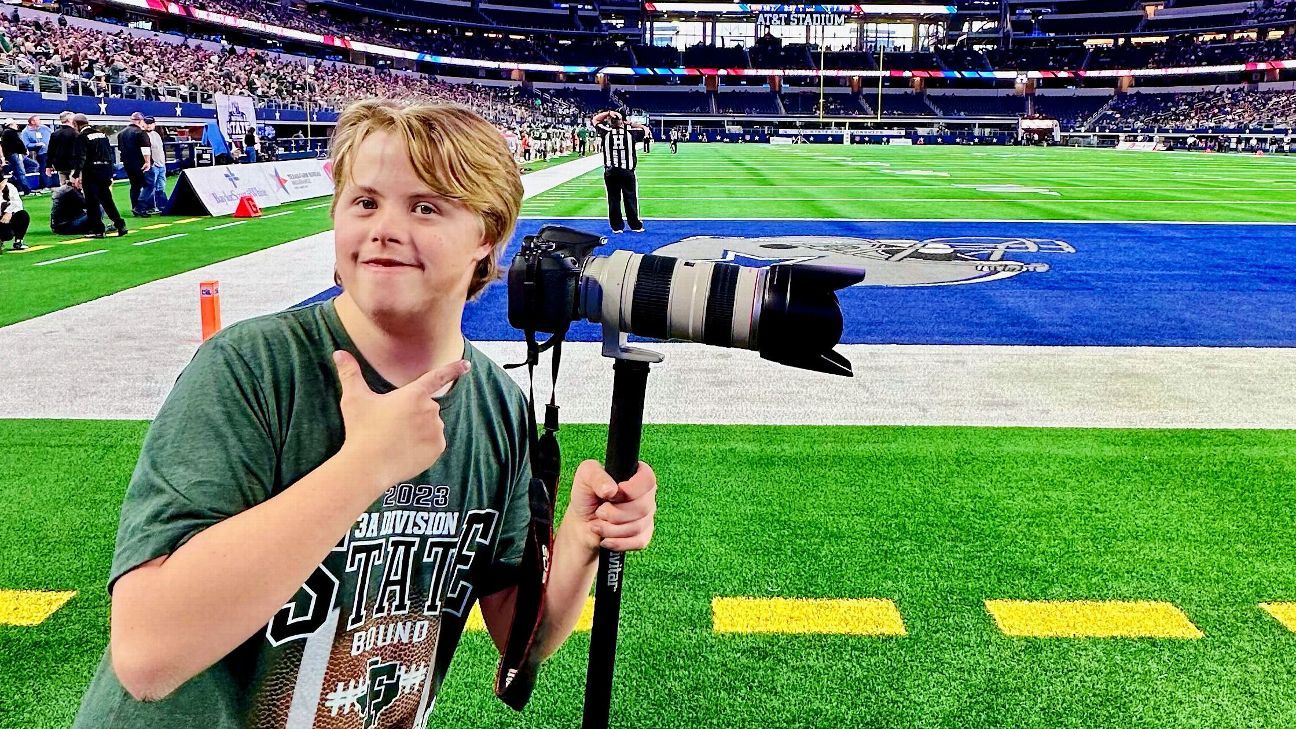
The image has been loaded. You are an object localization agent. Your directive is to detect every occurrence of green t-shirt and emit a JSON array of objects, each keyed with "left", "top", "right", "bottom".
[{"left": 73, "top": 299, "right": 533, "bottom": 729}]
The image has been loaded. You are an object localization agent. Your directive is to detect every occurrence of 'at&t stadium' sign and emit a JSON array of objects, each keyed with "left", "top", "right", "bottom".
[{"left": 758, "top": 11, "right": 848, "bottom": 25}]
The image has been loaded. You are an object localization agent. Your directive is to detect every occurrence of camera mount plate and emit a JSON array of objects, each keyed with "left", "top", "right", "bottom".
[{"left": 601, "top": 321, "right": 664, "bottom": 363}]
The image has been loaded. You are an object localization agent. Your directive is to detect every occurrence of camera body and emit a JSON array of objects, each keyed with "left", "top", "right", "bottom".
[{"left": 507, "top": 225, "right": 604, "bottom": 335}]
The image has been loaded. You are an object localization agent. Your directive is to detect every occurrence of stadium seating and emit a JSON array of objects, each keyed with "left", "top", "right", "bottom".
[
  {"left": 682, "top": 43, "right": 748, "bottom": 69},
  {"left": 616, "top": 89, "right": 712, "bottom": 114},
  {"left": 548, "top": 87, "right": 615, "bottom": 112},
  {"left": 781, "top": 91, "right": 864, "bottom": 116},
  {"left": 928, "top": 94, "right": 1025, "bottom": 117},
  {"left": 986, "top": 46, "right": 1089, "bottom": 71},
  {"left": 549, "top": 39, "right": 634, "bottom": 67},
  {"left": 88, "top": 0, "right": 1296, "bottom": 81},
  {"left": 715, "top": 91, "right": 780, "bottom": 115},
  {"left": 820, "top": 50, "right": 879, "bottom": 71},
  {"left": 630, "top": 43, "right": 682, "bottom": 68},
  {"left": 1091, "top": 89, "right": 1296, "bottom": 131},
  {"left": 5, "top": 0, "right": 1295, "bottom": 138},
  {"left": 0, "top": 11, "right": 586, "bottom": 131},
  {"left": 1032, "top": 94, "right": 1113, "bottom": 130},
  {"left": 875, "top": 93, "right": 938, "bottom": 116}
]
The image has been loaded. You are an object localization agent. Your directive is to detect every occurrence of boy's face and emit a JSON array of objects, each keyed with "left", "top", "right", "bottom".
[{"left": 332, "top": 131, "right": 491, "bottom": 328}]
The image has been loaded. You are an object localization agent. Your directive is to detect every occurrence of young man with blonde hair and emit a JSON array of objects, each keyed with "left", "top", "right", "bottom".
[{"left": 73, "top": 100, "right": 657, "bottom": 728}]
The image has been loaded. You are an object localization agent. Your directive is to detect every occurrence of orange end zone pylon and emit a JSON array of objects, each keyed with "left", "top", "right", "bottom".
[{"left": 200, "top": 280, "right": 222, "bottom": 341}]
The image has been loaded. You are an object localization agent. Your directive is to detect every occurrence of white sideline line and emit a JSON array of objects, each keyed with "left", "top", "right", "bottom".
[
  {"left": 205, "top": 221, "right": 249, "bottom": 231},
  {"left": 261, "top": 210, "right": 295, "bottom": 219},
  {"left": 34, "top": 250, "right": 106, "bottom": 266},
  {"left": 304, "top": 202, "right": 331, "bottom": 210},
  {"left": 133, "top": 233, "right": 187, "bottom": 247}
]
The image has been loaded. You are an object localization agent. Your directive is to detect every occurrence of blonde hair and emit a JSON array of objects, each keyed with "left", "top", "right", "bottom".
[{"left": 330, "top": 100, "right": 523, "bottom": 299}]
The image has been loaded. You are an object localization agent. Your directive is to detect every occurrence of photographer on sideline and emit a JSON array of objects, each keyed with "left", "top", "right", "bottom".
[
  {"left": 71, "top": 100, "right": 657, "bottom": 728},
  {"left": 592, "top": 109, "right": 647, "bottom": 234}
]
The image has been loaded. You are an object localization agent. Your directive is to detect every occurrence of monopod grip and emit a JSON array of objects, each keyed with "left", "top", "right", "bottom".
[{"left": 582, "top": 358, "right": 651, "bottom": 729}]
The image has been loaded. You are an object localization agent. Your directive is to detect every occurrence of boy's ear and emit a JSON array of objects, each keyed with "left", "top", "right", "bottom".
[{"left": 474, "top": 232, "right": 494, "bottom": 263}]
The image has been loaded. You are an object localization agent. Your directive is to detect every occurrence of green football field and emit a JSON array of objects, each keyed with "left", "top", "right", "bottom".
[{"left": 2, "top": 145, "right": 1295, "bottom": 728}]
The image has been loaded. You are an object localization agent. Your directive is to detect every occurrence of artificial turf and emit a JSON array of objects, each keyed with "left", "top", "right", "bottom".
[
  {"left": 2, "top": 421, "right": 1295, "bottom": 728},
  {"left": 524, "top": 144, "right": 1296, "bottom": 222},
  {"left": 3, "top": 145, "right": 1295, "bottom": 727},
  {"left": 3, "top": 145, "right": 1294, "bottom": 327}
]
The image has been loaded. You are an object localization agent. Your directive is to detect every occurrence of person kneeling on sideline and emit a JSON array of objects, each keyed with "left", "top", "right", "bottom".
[
  {"left": 71, "top": 100, "right": 657, "bottom": 728},
  {"left": 50, "top": 180, "right": 91, "bottom": 236},
  {"left": 0, "top": 166, "right": 30, "bottom": 251}
]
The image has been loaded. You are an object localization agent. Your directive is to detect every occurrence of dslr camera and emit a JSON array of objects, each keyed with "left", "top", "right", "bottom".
[{"left": 507, "top": 225, "right": 861, "bottom": 375}]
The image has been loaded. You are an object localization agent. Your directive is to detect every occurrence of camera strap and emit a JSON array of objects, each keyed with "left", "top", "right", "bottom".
[{"left": 495, "top": 325, "right": 567, "bottom": 709}]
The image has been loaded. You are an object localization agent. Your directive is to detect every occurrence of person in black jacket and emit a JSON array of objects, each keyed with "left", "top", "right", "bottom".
[
  {"left": 243, "top": 126, "right": 258, "bottom": 163},
  {"left": 50, "top": 182, "right": 91, "bottom": 235},
  {"left": 118, "top": 111, "right": 152, "bottom": 217},
  {"left": 46, "top": 111, "right": 79, "bottom": 186},
  {"left": 1, "top": 118, "right": 31, "bottom": 195},
  {"left": 70, "top": 113, "right": 127, "bottom": 238}
]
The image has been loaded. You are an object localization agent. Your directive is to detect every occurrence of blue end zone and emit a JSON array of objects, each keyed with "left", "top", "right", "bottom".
[{"left": 301, "top": 218, "right": 1296, "bottom": 347}]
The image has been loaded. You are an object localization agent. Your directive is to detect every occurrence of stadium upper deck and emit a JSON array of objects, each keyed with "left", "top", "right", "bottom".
[
  {"left": 0, "top": 0, "right": 1289, "bottom": 135},
  {"left": 69, "top": 0, "right": 1296, "bottom": 82}
]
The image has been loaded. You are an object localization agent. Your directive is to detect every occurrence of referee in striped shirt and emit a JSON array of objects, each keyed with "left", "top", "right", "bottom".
[{"left": 592, "top": 109, "right": 648, "bottom": 233}]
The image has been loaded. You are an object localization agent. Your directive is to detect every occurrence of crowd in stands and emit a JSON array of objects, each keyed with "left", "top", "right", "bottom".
[
  {"left": 3, "top": 0, "right": 1296, "bottom": 142},
  {"left": 1091, "top": 88, "right": 1296, "bottom": 130},
  {"left": 57, "top": 0, "right": 1296, "bottom": 76},
  {"left": 191, "top": 0, "right": 604, "bottom": 35},
  {"left": 1248, "top": 0, "right": 1296, "bottom": 24},
  {"left": 185, "top": 0, "right": 615, "bottom": 61},
  {"left": 0, "top": 10, "right": 585, "bottom": 131}
]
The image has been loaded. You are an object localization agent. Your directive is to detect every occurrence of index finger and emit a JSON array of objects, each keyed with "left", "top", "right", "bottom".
[{"left": 409, "top": 359, "right": 471, "bottom": 398}]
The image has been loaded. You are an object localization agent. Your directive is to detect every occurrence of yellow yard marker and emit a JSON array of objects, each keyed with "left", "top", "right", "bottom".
[
  {"left": 58, "top": 237, "right": 92, "bottom": 245},
  {"left": 466, "top": 596, "right": 594, "bottom": 632},
  {"left": 713, "top": 597, "right": 907, "bottom": 636},
  {"left": 0, "top": 589, "right": 76, "bottom": 626},
  {"left": 985, "top": 600, "right": 1203, "bottom": 639},
  {"left": 173, "top": 217, "right": 204, "bottom": 224},
  {"left": 1260, "top": 603, "right": 1296, "bottom": 632},
  {"left": 140, "top": 223, "right": 172, "bottom": 230},
  {"left": 9, "top": 244, "right": 52, "bottom": 254}
]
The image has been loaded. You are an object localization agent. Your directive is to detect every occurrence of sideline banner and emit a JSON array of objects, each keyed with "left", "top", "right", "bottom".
[
  {"left": 271, "top": 158, "right": 335, "bottom": 202},
  {"left": 1115, "top": 141, "right": 1168, "bottom": 151},
  {"left": 215, "top": 93, "right": 258, "bottom": 146},
  {"left": 167, "top": 159, "right": 334, "bottom": 216}
]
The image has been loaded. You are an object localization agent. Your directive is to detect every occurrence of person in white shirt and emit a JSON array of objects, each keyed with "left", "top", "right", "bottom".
[{"left": 143, "top": 117, "right": 167, "bottom": 214}]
